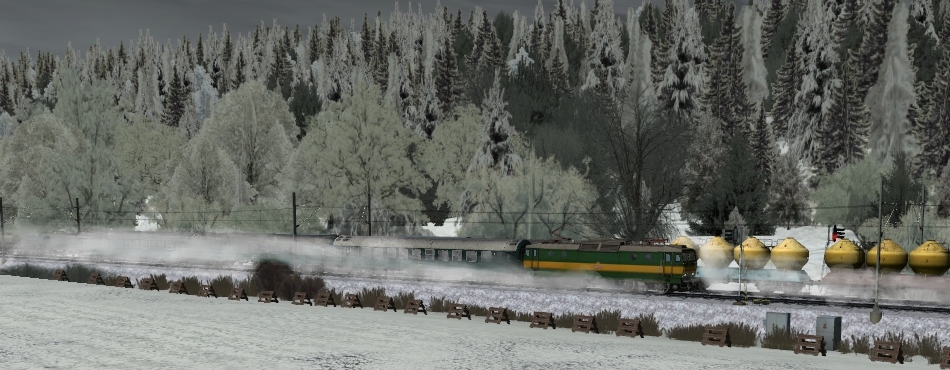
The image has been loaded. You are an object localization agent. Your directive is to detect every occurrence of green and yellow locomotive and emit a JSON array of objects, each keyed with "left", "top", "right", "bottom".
[{"left": 327, "top": 236, "right": 701, "bottom": 293}]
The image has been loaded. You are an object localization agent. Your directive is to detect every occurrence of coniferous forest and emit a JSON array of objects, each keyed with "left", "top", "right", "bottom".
[{"left": 1, "top": 0, "right": 950, "bottom": 246}]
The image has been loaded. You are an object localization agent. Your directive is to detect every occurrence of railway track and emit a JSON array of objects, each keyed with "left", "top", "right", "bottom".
[{"left": 6, "top": 255, "right": 950, "bottom": 315}]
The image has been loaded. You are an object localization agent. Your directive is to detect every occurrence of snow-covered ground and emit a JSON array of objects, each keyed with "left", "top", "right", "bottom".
[{"left": 0, "top": 275, "right": 937, "bottom": 370}]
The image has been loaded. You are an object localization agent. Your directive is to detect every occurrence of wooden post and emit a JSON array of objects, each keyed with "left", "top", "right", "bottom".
[
  {"left": 292, "top": 192, "right": 297, "bottom": 270},
  {"left": 75, "top": 197, "right": 80, "bottom": 234},
  {"left": 366, "top": 177, "right": 371, "bottom": 236},
  {"left": 1, "top": 197, "right": 4, "bottom": 261}
]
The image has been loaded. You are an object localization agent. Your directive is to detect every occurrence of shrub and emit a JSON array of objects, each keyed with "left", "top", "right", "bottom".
[
  {"left": 251, "top": 259, "right": 294, "bottom": 293},
  {"left": 665, "top": 324, "right": 705, "bottom": 342},
  {"left": 637, "top": 313, "right": 662, "bottom": 337},
  {"left": 761, "top": 326, "right": 803, "bottom": 350},
  {"left": 664, "top": 322, "right": 758, "bottom": 347}
]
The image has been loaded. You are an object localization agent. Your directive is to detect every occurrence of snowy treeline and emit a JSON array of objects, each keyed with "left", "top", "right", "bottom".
[{"left": 1, "top": 0, "right": 949, "bottom": 242}]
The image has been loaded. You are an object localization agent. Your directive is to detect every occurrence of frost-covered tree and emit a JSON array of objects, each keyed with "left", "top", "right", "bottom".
[
  {"left": 190, "top": 65, "right": 218, "bottom": 129},
  {"left": 202, "top": 81, "right": 295, "bottom": 203},
  {"left": 788, "top": 0, "right": 841, "bottom": 164},
  {"left": 658, "top": 0, "right": 706, "bottom": 115},
  {"left": 547, "top": 17, "right": 572, "bottom": 96},
  {"left": 530, "top": 0, "right": 549, "bottom": 63},
  {"left": 0, "top": 110, "right": 82, "bottom": 226},
  {"left": 285, "top": 81, "right": 428, "bottom": 236},
  {"left": 113, "top": 114, "right": 187, "bottom": 197},
  {"left": 134, "top": 49, "right": 164, "bottom": 123},
  {"left": 160, "top": 131, "right": 245, "bottom": 232},
  {"left": 469, "top": 69, "right": 522, "bottom": 175},
  {"left": 53, "top": 67, "right": 136, "bottom": 226},
  {"left": 580, "top": 0, "right": 625, "bottom": 100},
  {"left": 458, "top": 152, "right": 598, "bottom": 240},
  {"left": 866, "top": 4, "right": 917, "bottom": 164},
  {"left": 768, "top": 151, "right": 810, "bottom": 229},
  {"left": 626, "top": 8, "right": 654, "bottom": 103},
  {"left": 418, "top": 104, "right": 483, "bottom": 211},
  {"left": 740, "top": 6, "right": 769, "bottom": 103}
]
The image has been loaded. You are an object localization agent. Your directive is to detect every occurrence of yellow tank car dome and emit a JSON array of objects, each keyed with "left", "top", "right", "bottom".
[
  {"left": 671, "top": 236, "right": 697, "bottom": 249},
  {"left": 771, "top": 237, "right": 809, "bottom": 271},
  {"left": 866, "top": 239, "right": 908, "bottom": 273},
  {"left": 734, "top": 237, "right": 771, "bottom": 270},
  {"left": 824, "top": 238, "right": 865, "bottom": 270},
  {"left": 699, "top": 236, "right": 735, "bottom": 269},
  {"left": 908, "top": 240, "right": 949, "bottom": 276}
]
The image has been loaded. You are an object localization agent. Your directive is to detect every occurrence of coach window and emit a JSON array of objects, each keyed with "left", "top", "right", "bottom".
[
  {"left": 547, "top": 251, "right": 553, "bottom": 258},
  {"left": 561, "top": 251, "right": 567, "bottom": 259},
  {"left": 675, "top": 254, "right": 681, "bottom": 262},
  {"left": 665, "top": 254, "right": 671, "bottom": 262},
  {"left": 645, "top": 254, "right": 652, "bottom": 261},
  {"left": 630, "top": 253, "right": 637, "bottom": 261}
]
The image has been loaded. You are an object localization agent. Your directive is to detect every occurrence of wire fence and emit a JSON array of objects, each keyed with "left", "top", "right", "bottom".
[{"left": 2, "top": 201, "right": 949, "bottom": 231}]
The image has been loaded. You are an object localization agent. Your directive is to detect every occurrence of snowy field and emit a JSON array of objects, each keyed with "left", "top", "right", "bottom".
[{"left": 0, "top": 275, "right": 937, "bottom": 370}]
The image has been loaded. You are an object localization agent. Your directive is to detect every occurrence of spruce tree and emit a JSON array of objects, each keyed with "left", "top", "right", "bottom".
[
  {"left": 233, "top": 51, "right": 246, "bottom": 88},
  {"left": 581, "top": 0, "right": 624, "bottom": 100},
  {"left": 361, "top": 13, "right": 375, "bottom": 70},
  {"left": 912, "top": 44, "right": 950, "bottom": 179},
  {"left": 547, "top": 17, "right": 571, "bottom": 96},
  {"left": 866, "top": 4, "right": 917, "bottom": 164},
  {"left": 219, "top": 31, "right": 234, "bottom": 95},
  {"left": 770, "top": 34, "right": 800, "bottom": 137},
  {"left": 853, "top": 0, "right": 896, "bottom": 99},
  {"left": 196, "top": 34, "right": 206, "bottom": 69},
  {"left": 768, "top": 151, "right": 810, "bottom": 229},
  {"left": 818, "top": 59, "right": 869, "bottom": 174},
  {"left": 936, "top": 160, "right": 950, "bottom": 217},
  {"left": 704, "top": 3, "right": 745, "bottom": 139},
  {"left": 0, "top": 65, "right": 11, "bottom": 114},
  {"left": 373, "top": 18, "right": 390, "bottom": 91},
  {"left": 658, "top": 1, "right": 706, "bottom": 115},
  {"left": 530, "top": 0, "right": 548, "bottom": 62},
  {"left": 161, "top": 69, "right": 187, "bottom": 128},
  {"left": 436, "top": 31, "right": 462, "bottom": 116},
  {"left": 788, "top": 0, "right": 840, "bottom": 164},
  {"left": 469, "top": 69, "right": 521, "bottom": 175},
  {"left": 749, "top": 104, "right": 778, "bottom": 187},
  {"left": 308, "top": 24, "right": 322, "bottom": 65},
  {"left": 761, "top": 0, "right": 788, "bottom": 58}
]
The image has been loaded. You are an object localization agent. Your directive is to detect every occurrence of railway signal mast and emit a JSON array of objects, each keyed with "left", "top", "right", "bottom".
[{"left": 871, "top": 180, "right": 884, "bottom": 324}]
